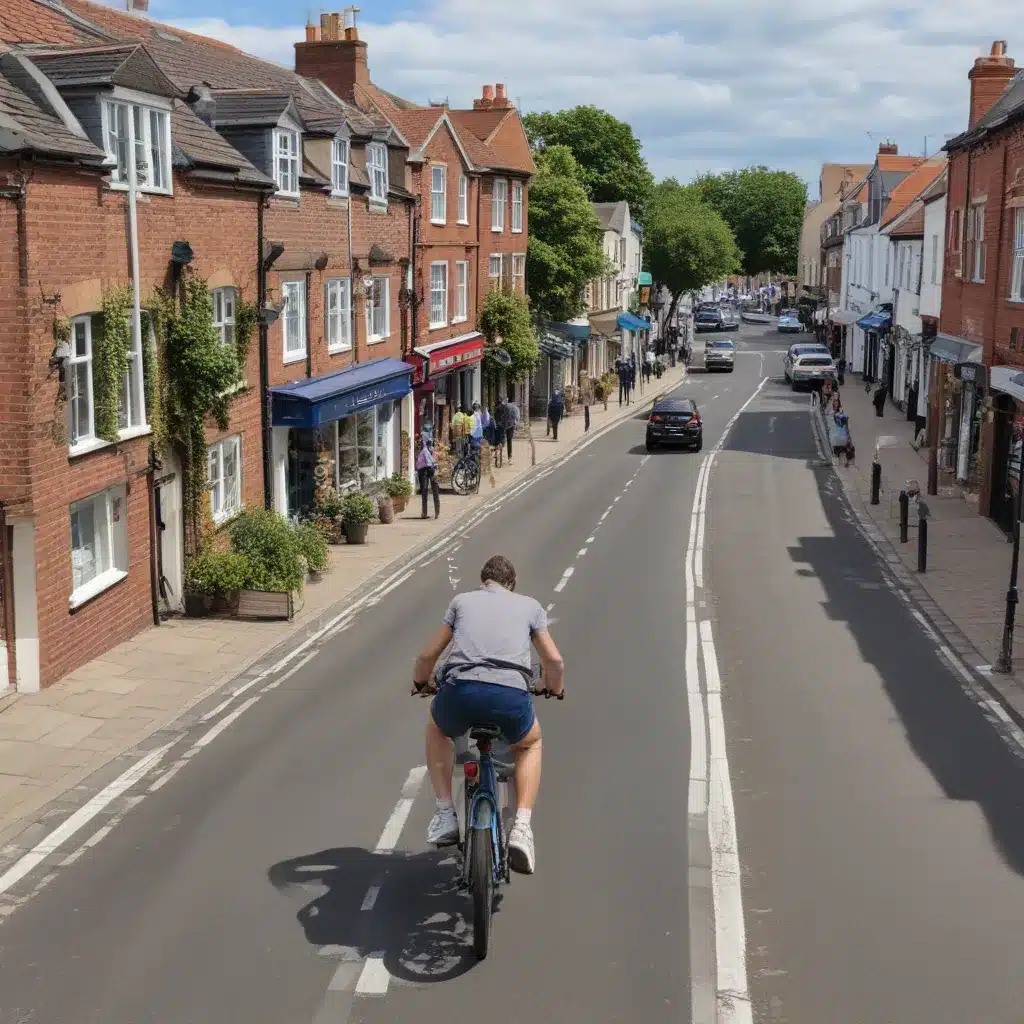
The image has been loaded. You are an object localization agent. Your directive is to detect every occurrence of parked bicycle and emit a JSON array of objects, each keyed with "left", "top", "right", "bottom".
[{"left": 451, "top": 446, "right": 481, "bottom": 495}]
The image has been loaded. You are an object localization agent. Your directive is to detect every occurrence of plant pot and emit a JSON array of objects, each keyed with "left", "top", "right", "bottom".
[
  {"left": 184, "top": 592, "right": 214, "bottom": 617},
  {"left": 325, "top": 519, "right": 345, "bottom": 544},
  {"left": 308, "top": 569, "right": 323, "bottom": 583},
  {"left": 392, "top": 495, "right": 408, "bottom": 514},
  {"left": 345, "top": 522, "right": 369, "bottom": 544},
  {"left": 377, "top": 497, "right": 395, "bottom": 524}
]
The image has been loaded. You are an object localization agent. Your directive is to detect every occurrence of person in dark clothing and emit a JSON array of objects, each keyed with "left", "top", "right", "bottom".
[
  {"left": 504, "top": 397, "right": 520, "bottom": 461},
  {"left": 617, "top": 359, "right": 629, "bottom": 405},
  {"left": 873, "top": 383, "right": 887, "bottom": 417},
  {"left": 547, "top": 390, "right": 565, "bottom": 440},
  {"left": 416, "top": 437, "right": 441, "bottom": 519}
]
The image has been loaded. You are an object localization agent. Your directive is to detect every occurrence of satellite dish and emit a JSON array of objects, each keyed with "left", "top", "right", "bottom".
[{"left": 490, "top": 348, "right": 512, "bottom": 367}]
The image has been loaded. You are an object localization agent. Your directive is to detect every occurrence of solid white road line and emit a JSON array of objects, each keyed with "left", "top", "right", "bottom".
[
  {"left": 355, "top": 954, "right": 390, "bottom": 995},
  {"left": 374, "top": 766, "right": 428, "bottom": 854},
  {"left": 194, "top": 695, "right": 262, "bottom": 749},
  {"left": 0, "top": 741, "right": 173, "bottom": 896}
]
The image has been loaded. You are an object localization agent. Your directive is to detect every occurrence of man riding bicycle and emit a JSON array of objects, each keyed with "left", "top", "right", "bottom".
[{"left": 412, "top": 555, "right": 564, "bottom": 874}]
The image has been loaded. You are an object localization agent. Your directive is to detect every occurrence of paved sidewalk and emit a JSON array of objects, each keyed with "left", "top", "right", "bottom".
[
  {"left": 0, "top": 363, "right": 686, "bottom": 844},
  {"left": 820, "top": 373, "right": 1024, "bottom": 700}
]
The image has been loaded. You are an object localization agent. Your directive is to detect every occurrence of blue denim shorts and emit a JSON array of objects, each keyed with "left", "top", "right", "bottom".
[{"left": 431, "top": 680, "right": 535, "bottom": 744}]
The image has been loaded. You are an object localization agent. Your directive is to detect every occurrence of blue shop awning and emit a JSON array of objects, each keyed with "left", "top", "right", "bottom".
[
  {"left": 856, "top": 310, "right": 892, "bottom": 331},
  {"left": 546, "top": 318, "right": 590, "bottom": 341},
  {"left": 617, "top": 311, "right": 650, "bottom": 332},
  {"left": 271, "top": 357, "right": 414, "bottom": 429},
  {"left": 929, "top": 332, "right": 983, "bottom": 365},
  {"left": 539, "top": 333, "right": 576, "bottom": 359}
]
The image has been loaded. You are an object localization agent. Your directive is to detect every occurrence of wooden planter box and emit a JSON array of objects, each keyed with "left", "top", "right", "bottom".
[{"left": 184, "top": 589, "right": 293, "bottom": 621}]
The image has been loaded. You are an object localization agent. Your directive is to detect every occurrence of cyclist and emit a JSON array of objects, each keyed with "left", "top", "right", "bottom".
[{"left": 412, "top": 555, "right": 564, "bottom": 874}]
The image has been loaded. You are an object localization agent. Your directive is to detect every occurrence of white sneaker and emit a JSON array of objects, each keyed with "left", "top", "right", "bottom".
[
  {"left": 507, "top": 821, "right": 535, "bottom": 874},
  {"left": 427, "top": 805, "right": 459, "bottom": 846}
]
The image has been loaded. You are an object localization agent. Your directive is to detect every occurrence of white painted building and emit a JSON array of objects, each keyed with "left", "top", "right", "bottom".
[
  {"left": 883, "top": 200, "right": 925, "bottom": 418},
  {"left": 918, "top": 170, "right": 948, "bottom": 437}
]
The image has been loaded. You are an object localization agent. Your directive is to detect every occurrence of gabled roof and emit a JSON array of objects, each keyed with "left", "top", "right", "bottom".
[
  {"left": 593, "top": 200, "right": 629, "bottom": 233},
  {"left": 451, "top": 108, "right": 509, "bottom": 143},
  {"left": 887, "top": 203, "right": 925, "bottom": 238},
  {"left": 170, "top": 100, "right": 274, "bottom": 188},
  {"left": 881, "top": 156, "right": 946, "bottom": 226},
  {"left": 918, "top": 167, "right": 948, "bottom": 204},
  {"left": 211, "top": 89, "right": 302, "bottom": 129},
  {"left": 28, "top": 42, "right": 181, "bottom": 97},
  {"left": 877, "top": 154, "right": 925, "bottom": 173},
  {"left": 390, "top": 107, "right": 445, "bottom": 148}
]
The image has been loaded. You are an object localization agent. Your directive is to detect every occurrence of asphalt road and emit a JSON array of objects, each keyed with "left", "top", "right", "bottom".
[{"left": 1, "top": 322, "right": 1023, "bottom": 1023}]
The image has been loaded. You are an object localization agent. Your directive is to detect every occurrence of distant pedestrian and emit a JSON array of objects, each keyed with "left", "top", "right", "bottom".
[
  {"left": 872, "top": 384, "right": 887, "bottom": 417},
  {"left": 416, "top": 438, "right": 440, "bottom": 519},
  {"left": 836, "top": 358, "right": 846, "bottom": 386},
  {"left": 504, "top": 397, "right": 520, "bottom": 462},
  {"left": 547, "top": 390, "right": 565, "bottom": 440},
  {"left": 617, "top": 359, "right": 630, "bottom": 405}
]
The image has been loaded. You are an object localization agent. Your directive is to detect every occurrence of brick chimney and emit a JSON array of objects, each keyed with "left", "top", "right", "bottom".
[
  {"left": 968, "top": 41, "right": 1016, "bottom": 130},
  {"left": 473, "top": 85, "right": 495, "bottom": 110},
  {"left": 877, "top": 140, "right": 898, "bottom": 155},
  {"left": 472, "top": 83, "right": 513, "bottom": 111},
  {"left": 295, "top": 8, "right": 369, "bottom": 104}
]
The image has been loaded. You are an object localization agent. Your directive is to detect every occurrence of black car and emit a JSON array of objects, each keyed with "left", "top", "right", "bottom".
[
  {"left": 646, "top": 397, "right": 702, "bottom": 451},
  {"left": 694, "top": 309, "right": 724, "bottom": 331}
]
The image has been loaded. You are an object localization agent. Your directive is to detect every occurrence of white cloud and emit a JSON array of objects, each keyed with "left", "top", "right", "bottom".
[{"left": 111, "top": 0, "right": 1024, "bottom": 190}]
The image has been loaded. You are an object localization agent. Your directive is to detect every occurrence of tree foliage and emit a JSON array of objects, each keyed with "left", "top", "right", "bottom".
[
  {"left": 478, "top": 288, "right": 539, "bottom": 382},
  {"left": 691, "top": 166, "right": 807, "bottom": 276},
  {"left": 523, "top": 105, "right": 655, "bottom": 222},
  {"left": 526, "top": 145, "right": 608, "bottom": 323},
  {"left": 644, "top": 179, "right": 741, "bottom": 308}
]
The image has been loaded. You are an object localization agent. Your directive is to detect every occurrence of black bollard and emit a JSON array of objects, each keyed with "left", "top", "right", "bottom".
[
  {"left": 898, "top": 489, "right": 909, "bottom": 543},
  {"left": 918, "top": 514, "right": 928, "bottom": 572},
  {"left": 870, "top": 460, "right": 882, "bottom": 505}
]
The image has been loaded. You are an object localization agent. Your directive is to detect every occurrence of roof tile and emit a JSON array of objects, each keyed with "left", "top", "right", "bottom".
[{"left": 881, "top": 156, "right": 946, "bottom": 226}]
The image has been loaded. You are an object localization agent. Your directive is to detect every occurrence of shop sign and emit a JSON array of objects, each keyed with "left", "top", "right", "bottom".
[
  {"left": 954, "top": 361, "right": 985, "bottom": 387},
  {"left": 639, "top": 285, "right": 651, "bottom": 305},
  {"left": 433, "top": 345, "right": 483, "bottom": 372}
]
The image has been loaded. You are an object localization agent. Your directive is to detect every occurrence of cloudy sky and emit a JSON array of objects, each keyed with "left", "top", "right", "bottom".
[{"left": 100, "top": 0, "right": 1020, "bottom": 195}]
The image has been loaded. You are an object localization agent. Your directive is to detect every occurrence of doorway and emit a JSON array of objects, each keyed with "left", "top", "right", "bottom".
[
  {"left": 991, "top": 394, "right": 1022, "bottom": 534},
  {"left": 154, "top": 453, "right": 184, "bottom": 613}
]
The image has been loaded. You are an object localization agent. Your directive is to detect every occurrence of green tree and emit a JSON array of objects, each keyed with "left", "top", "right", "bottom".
[
  {"left": 523, "top": 106, "right": 655, "bottom": 222},
  {"left": 526, "top": 145, "right": 608, "bottom": 323},
  {"left": 691, "top": 166, "right": 807, "bottom": 276},
  {"left": 478, "top": 288, "right": 539, "bottom": 383},
  {"left": 644, "top": 179, "right": 741, "bottom": 324}
]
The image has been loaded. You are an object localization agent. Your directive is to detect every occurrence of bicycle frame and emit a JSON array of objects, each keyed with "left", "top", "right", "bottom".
[{"left": 462, "top": 739, "right": 504, "bottom": 887}]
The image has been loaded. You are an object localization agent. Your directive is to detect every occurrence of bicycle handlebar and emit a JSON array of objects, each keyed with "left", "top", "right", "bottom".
[{"left": 410, "top": 681, "right": 565, "bottom": 699}]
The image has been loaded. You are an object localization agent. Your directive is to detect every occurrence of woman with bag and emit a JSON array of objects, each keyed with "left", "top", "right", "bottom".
[{"left": 416, "top": 437, "right": 441, "bottom": 519}]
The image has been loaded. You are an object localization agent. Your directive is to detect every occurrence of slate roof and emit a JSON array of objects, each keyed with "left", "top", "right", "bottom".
[
  {"left": 28, "top": 42, "right": 180, "bottom": 97},
  {"left": 170, "top": 100, "right": 274, "bottom": 187},
  {"left": 210, "top": 89, "right": 296, "bottom": 128}
]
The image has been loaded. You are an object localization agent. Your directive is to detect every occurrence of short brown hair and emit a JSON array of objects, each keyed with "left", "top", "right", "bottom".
[{"left": 480, "top": 555, "right": 516, "bottom": 590}]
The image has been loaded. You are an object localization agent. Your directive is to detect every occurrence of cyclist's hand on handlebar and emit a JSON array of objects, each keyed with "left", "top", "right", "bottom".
[
  {"left": 410, "top": 679, "right": 437, "bottom": 697},
  {"left": 531, "top": 685, "right": 565, "bottom": 700}
]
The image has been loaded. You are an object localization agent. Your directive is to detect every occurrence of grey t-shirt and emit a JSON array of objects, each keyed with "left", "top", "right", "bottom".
[{"left": 441, "top": 582, "right": 547, "bottom": 690}]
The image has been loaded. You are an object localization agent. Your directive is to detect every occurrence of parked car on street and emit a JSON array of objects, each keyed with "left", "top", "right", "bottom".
[
  {"left": 695, "top": 309, "right": 725, "bottom": 331},
  {"left": 646, "top": 396, "right": 702, "bottom": 451},
  {"left": 778, "top": 313, "right": 801, "bottom": 333},
  {"left": 790, "top": 353, "right": 836, "bottom": 390},
  {"left": 721, "top": 309, "right": 740, "bottom": 331},
  {"left": 783, "top": 343, "right": 830, "bottom": 380},
  {"left": 705, "top": 338, "right": 736, "bottom": 372}
]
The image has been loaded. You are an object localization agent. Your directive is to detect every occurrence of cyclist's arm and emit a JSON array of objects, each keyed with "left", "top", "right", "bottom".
[
  {"left": 532, "top": 630, "right": 564, "bottom": 695},
  {"left": 413, "top": 624, "right": 453, "bottom": 689}
]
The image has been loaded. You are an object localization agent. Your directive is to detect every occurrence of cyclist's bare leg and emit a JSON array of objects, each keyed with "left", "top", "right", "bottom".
[
  {"left": 509, "top": 719, "right": 542, "bottom": 811},
  {"left": 426, "top": 715, "right": 455, "bottom": 801}
]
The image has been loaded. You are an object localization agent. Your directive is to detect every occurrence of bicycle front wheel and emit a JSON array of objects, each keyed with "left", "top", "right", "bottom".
[
  {"left": 452, "top": 462, "right": 470, "bottom": 495},
  {"left": 470, "top": 828, "right": 494, "bottom": 960}
]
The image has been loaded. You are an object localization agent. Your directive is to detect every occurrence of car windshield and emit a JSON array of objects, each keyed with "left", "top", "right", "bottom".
[
  {"left": 656, "top": 400, "right": 694, "bottom": 413},
  {"left": 710, "top": 341, "right": 735, "bottom": 349},
  {"left": 798, "top": 357, "right": 833, "bottom": 367}
]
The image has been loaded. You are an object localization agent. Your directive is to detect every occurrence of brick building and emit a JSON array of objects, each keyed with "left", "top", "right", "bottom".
[
  {"left": 0, "top": 0, "right": 415, "bottom": 690},
  {"left": 938, "top": 40, "right": 1024, "bottom": 531}
]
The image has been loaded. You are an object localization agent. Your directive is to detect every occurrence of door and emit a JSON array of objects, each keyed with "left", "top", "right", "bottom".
[
  {"left": 956, "top": 387, "right": 975, "bottom": 483},
  {"left": 991, "top": 396, "right": 1021, "bottom": 534},
  {"left": 0, "top": 523, "right": 14, "bottom": 691},
  {"left": 155, "top": 455, "right": 184, "bottom": 612}
]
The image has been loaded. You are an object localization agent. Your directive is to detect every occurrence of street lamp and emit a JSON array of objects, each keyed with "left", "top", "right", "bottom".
[{"left": 996, "top": 443, "right": 1024, "bottom": 673}]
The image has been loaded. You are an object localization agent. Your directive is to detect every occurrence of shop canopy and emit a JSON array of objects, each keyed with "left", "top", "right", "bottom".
[
  {"left": 856, "top": 310, "right": 892, "bottom": 331},
  {"left": 929, "top": 333, "right": 983, "bottom": 365},
  {"left": 617, "top": 311, "right": 650, "bottom": 332},
  {"left": 830, "top": 309, "right": 861, "bottom": 325},
  {"left": 636, "top": 271, "right": 653, "bottom": 286},
  {"left": 413, "top": 331, "right": 485, "bottom": 380},
  {"left": 271, "top": 357, "right": 415, "bottom": 429},
  {"left": 989, "top": 366, "right": 1024, "bottom": 402},
  {"left": 546, "top": 318, "right": 590, "bottom": 341},
  {"left": 539, "top": 333, "right": 576, "bottom": 359}
]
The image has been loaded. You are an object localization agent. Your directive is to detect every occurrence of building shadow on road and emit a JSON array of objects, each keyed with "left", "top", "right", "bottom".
[
  {"left": 723, "top": 407, "right": 825, "bottom": 464},
  {"left": 268, "top": 846, "right": 487, "bottom": 984},
  {"left": 788, "top": 469, "right": 1024, "bottom": 877}
]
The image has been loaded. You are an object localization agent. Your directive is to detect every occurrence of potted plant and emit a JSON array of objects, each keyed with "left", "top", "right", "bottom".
[
  {"left": 183, "top": 549, "right": 252, "bottom": 617},
  {"left": 228, "top": 508, "right": 306, "bottom": 615},
  {"left": 293, "top": 521, "right": 330, "bottom": 581},
  {"left": 314, "top": 488, "right": 345, "bottom": 544},
  {"left": 341, "top": 491, "right": 376, "bottom": 544},
  {"left": 377, "top": 491, "right": 395, "bottom": 525},
  {"left": 384, "top": 471, "right": 413, "bottom": 513}
]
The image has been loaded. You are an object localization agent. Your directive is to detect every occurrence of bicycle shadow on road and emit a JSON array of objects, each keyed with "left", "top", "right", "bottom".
[{"left": 268, "top": 845, "right": 489, "bottom": 984}]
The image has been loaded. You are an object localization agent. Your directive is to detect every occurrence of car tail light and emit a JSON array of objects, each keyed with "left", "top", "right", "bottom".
[
  {"left": 650, "top": 414, "right": 662, "bottom": 422},
  {"left": 464, "top": 762, "right": 479, "bottom": 779},
  {"left": 691, "top": 414, "right": 700, "bottom": 425}
]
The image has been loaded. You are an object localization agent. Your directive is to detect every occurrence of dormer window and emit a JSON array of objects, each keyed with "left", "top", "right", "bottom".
[
  {"left": 274, "top": 129, "right": 300, "bottom": 197},
  {"left": 368, "top": 143, "right": 389, "bottom": 203},
  {"left": 102, "top": 99, "right": 171, "bottom": 193},
  {"left": 332, "top": 137, "right": 349, "bottom": 196}
]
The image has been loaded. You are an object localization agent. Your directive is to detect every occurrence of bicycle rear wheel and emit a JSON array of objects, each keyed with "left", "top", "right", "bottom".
[
  {"left": 469, "top": 828, "right": 494, "bottom": 960},
  {"left": 452, "top": 462, "right": 470, "bottom": 495}
]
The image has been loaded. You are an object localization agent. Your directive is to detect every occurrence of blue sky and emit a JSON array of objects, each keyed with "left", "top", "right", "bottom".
[{"left": 101, "top": 0, "right": 1023, "bottom": 194}]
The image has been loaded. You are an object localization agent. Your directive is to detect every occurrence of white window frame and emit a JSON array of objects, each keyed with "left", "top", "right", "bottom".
[
  {"left": 458, "top": 174, "right": 469, "bottom": 224},
  {"left": 68, "top": 315, "right": 95, "bottom": 451},
  {"left": 454, "top": 260, "right": 469, "bottom": 322},
  {"left": 331, "top": 136, "right": 349, "bottom": 196},
  {"left": 430, "top": 165, "right": 447, "bottom": 224},
  {"left": 325, "top": 277, "right": 352, "bottom": 353},
  {"left": 211, "top": 287, "right": 236, "bottom": 347},
  {"left": 1011, "top": 208, "right": 1024, "bottom": 301},
  {"left": 367, "top": 142, "right": 389, "bottom": 203},
  {"left": 971, "top": 202, "right": 985, "bottom": 283},
  {"left": 512, "top": 181, "right": 523, "bottom": 233},
  {"left": 102, "top": 99, "right": 172, "bottom": 194},
  {"left": 118, "top": 317, "right": 147, "bottom": 435},
  {"left": 492, "top": 178, "right": 507, "bottom": 231},
  {"left": 429, "top": 261, "right": 448, "bottom": 329},
  {"left": 365, "top": 275, "right": 390, "bottom": 343},
  {"left": 273, "top": 128, "right": 300, "bottom": 198},
  {"left": 282, "top": 280, "right": 307, "bottom": 363},
  {"left": 207, "top": 435, "right": 242, "bottom": 524},
  {"left": 69, "top": 484, "right": 128, "bottom": 609},
  {"left": 336, "top": 406, "right": 392, "bottom": 491},
  {"left": 488, "top": 253, "right": 503, "bottom": 285},
  {"left": 512, "top": 253, "right": 526, "bottom": 279}
]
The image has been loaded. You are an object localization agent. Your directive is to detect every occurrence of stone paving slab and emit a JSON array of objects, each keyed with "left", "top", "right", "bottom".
[{"left": 0, "top": 364, "right": 686, "bottom": 846}]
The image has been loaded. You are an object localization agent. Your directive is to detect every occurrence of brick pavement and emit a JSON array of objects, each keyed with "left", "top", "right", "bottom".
[
  {"left": 817, "top": 373, "right": 1024, "bottom": 715},
  {"left": 0, "top": 363, "right": 686, "bottom": 844}
]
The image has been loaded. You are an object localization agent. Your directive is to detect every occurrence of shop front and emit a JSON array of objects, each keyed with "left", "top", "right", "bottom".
[
  {"left": 856, "top": 308, "right": 892, "bottom": 384},
  {"left": 411, "top": 332, "right": 484, "bottom": 445},
  {"left": 533, "top": 330, "right": 577, "bottom": 415},
  {"left": 616, "top": 311, "right": 650, "bottom": 364},
  {"left": 829, "top": 309, "right": 860, "bottom": 362},
  {"left": 270, "top": 357, "right": 415, "bottom": 519},
  {"left": 988, "top": 365, "right": 1024, "bottom": 533},
  {"left": 929, "top": 333, "right": 983, "bottom": 483}
]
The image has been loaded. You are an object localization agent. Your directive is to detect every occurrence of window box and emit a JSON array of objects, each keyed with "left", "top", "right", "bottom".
[{"left": 69, "top": 484, "right": 128, "bottom": 609}]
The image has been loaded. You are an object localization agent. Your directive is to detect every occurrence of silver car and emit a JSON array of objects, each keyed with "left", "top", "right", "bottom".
[
  {"left": 790, "top": 353, "right": 836, "bottom": 390},
  {"left": 783, "top": 343, "right": 829, "bottom": 381},
  {"left": 705, "top": 338, "right": 736, "bottom": 372}
]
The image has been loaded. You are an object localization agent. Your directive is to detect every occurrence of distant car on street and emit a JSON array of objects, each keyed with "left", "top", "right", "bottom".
[
  {"left": 705, "top": 338, "right": 736, "bottom": 372},
  {"left": 783, "top": 342, "right": 830, "bottom": 380},
  {"left": 646, "top": 396, "right": 702, "bottom": 452},
  {"left": 778, "top": 313, "right": 801, "bottom": 334},
  {"left": 790, "top": 353, "right": 836, "bottom": 390},
  {"left": 695, "top": 309, "right": 725, "bottom": 331}
]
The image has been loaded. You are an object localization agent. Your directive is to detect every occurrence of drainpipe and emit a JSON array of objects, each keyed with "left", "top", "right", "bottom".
[
  {"left": 410, "top": 197, "right": 419, "bottom": 356},
  {"left": 305, "top": 270, "right": 313, "bottom": 380},
  {"left": 347, "top": 185, "right": 357, "bottom": 364},
  {"left": 146, "top": 444, "right": 160, "bottom": 626},
  {"left": 258, "top": 197, "right": 273, "bottom": 510}
]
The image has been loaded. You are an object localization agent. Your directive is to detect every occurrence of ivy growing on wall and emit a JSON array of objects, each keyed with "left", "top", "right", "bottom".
[
  {"left": 94, "top": 285, "right": 133, "bottom": 441},
  {"left": 50, "top": 314, "right": 71, "bottom": 446},
  {"left": 235, "top": 299, "right": 258, "bottom": 375}
]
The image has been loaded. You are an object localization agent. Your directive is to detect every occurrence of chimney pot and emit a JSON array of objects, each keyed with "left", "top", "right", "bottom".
[
  {"left": 993, "top": 40, "right": 1007, "bottom": 56},
  {"left": 968, "top": 41, "right": 1016, "bottom": 129},
  {"left": 877, "top": 141, "right": 898, "bottom": 155},
  {"left": 305, "top": 22, "right": 319, "bottom": 42},
  {"left": 483, "top": 85, "right": 495, "bottom": 101},
  {"left": 495, "top": 83, "right": 506, "bottom": 100}
]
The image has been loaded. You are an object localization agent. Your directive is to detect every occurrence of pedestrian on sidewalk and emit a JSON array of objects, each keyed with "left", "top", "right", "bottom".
[
  {"left": 837, "top": 357, "right": 846, "bottom": 386},
  {"left": 470, "top": 402, "right": 484, "bottom": 453},
  {"left": 617, "top": 359, "right": 629, "bottom": 405},
  {"left": 872, "top": 383, "right": 887, "bottom": 417},
  {"left": 417, "top": 438, "right": 441, "bottom": 519},
  {"left": 504, "top": 397, "right": 519, "bottom": 462},
  {"left": 547, "top": 390, "right": 565, "bottom": 441}
]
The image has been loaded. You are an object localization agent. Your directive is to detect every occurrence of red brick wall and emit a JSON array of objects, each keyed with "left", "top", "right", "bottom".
[{"left": 476, "top": 173, "right": 528, "bottom": 313}]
